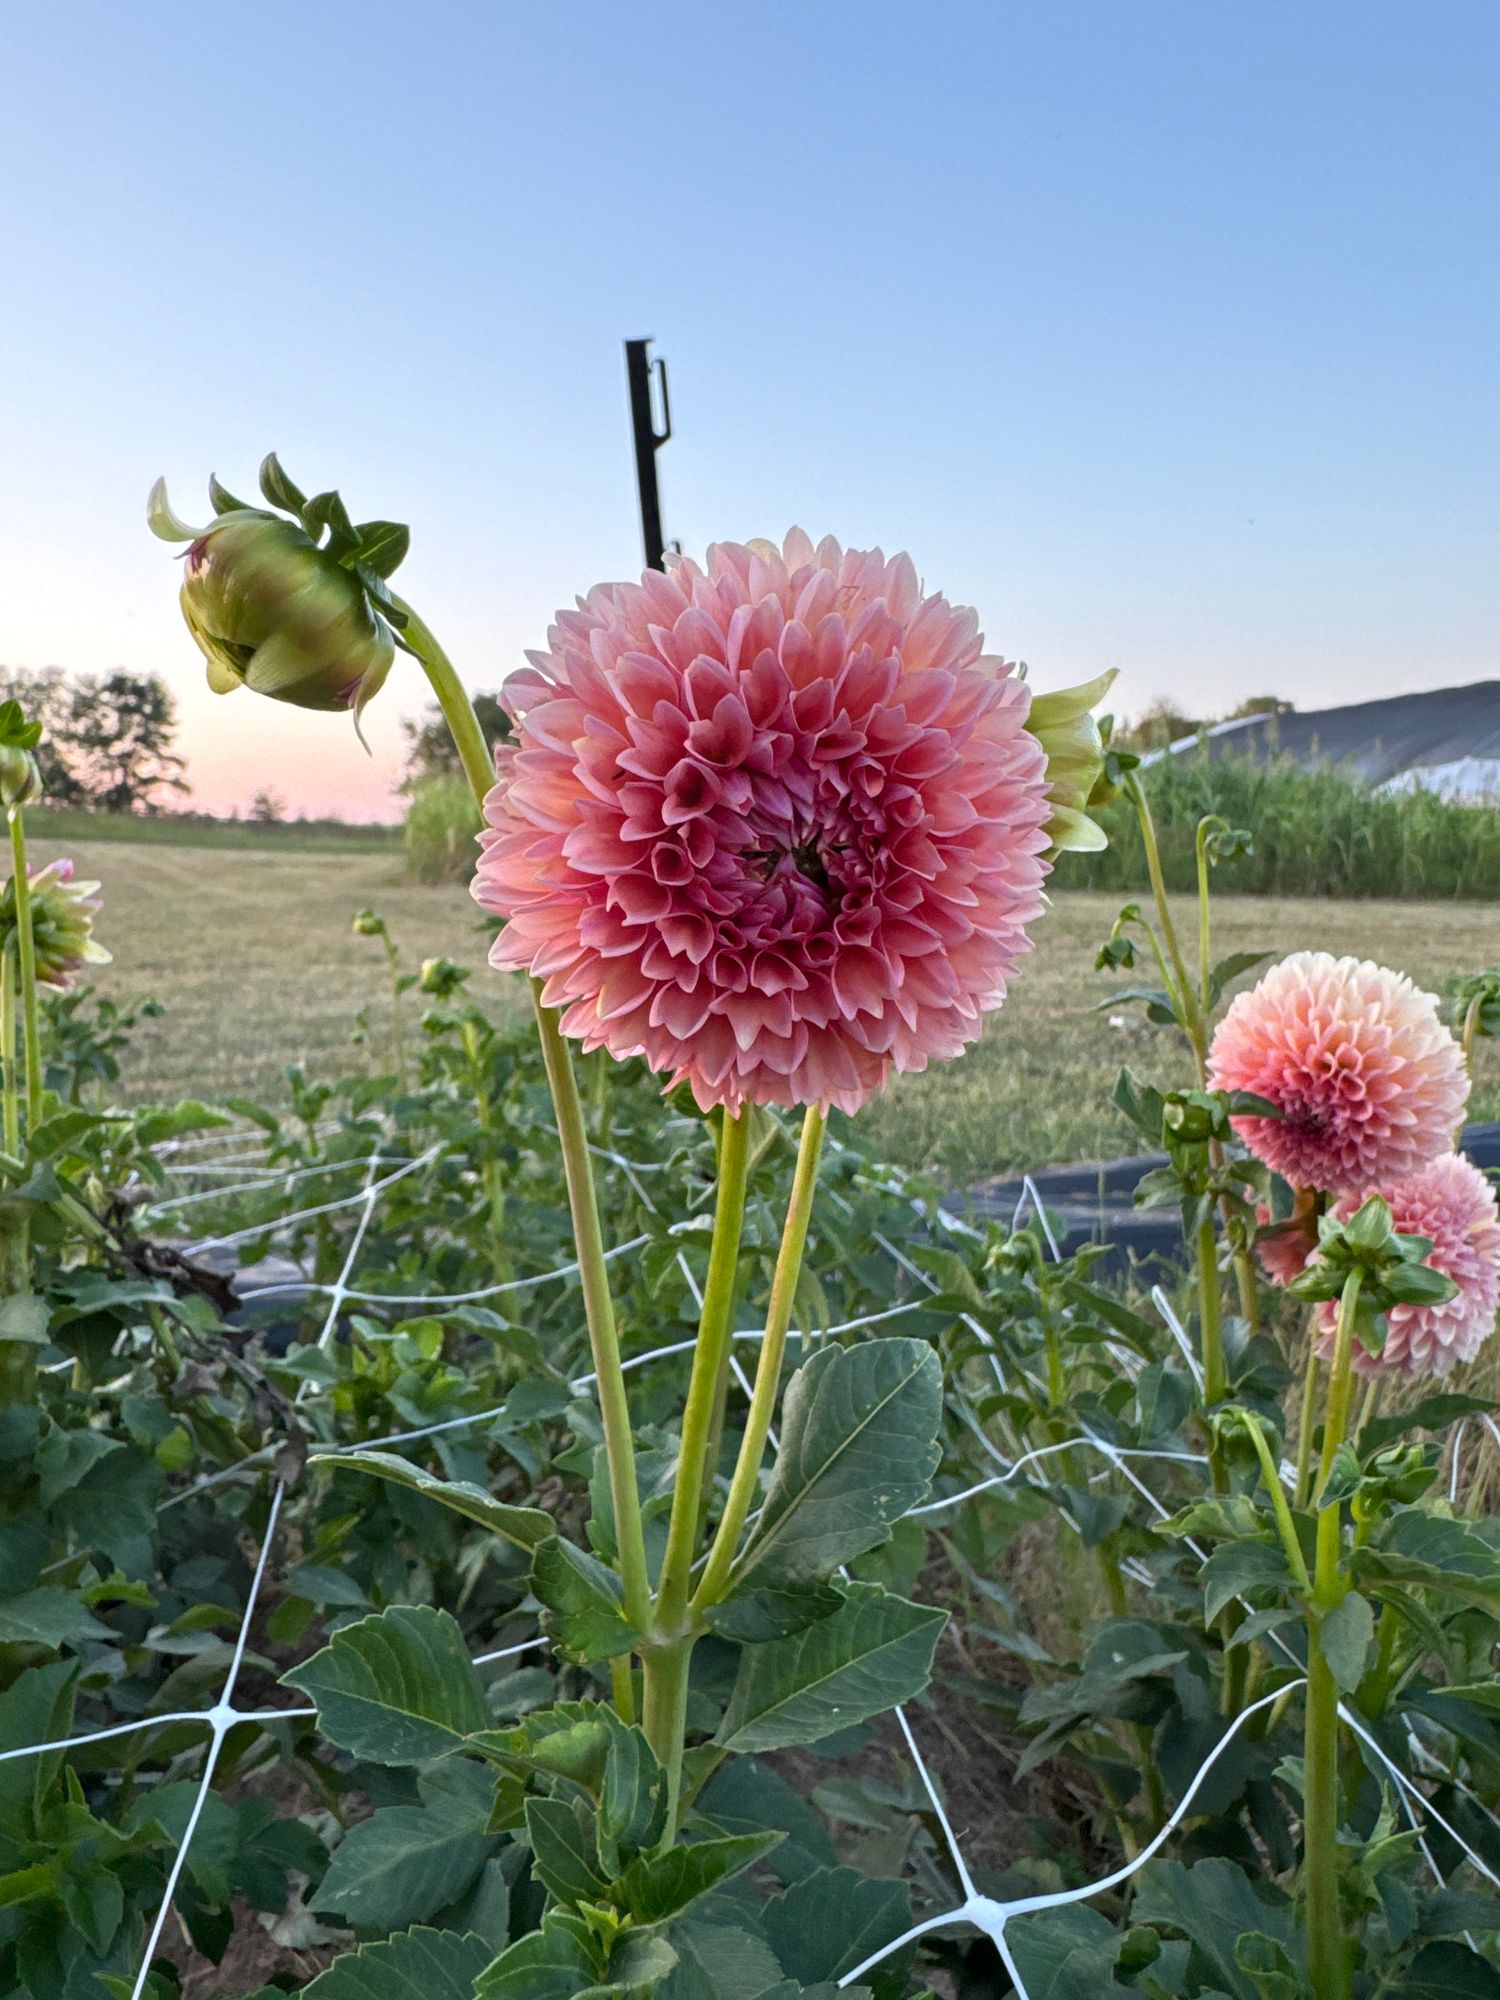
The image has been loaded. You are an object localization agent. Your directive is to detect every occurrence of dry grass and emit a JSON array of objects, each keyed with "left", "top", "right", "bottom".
[{"left": 38, "top": 837, "right": 1500, "bottom": 1181}]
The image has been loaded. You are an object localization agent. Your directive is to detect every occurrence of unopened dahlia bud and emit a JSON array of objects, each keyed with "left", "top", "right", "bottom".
[
  {"left": 0, "top": 859, "right": 110, "bottom": 992},
  {"left": 418, "top": 956, "right": 468, "bottom": 998},
  {"left": 352, "top": 908, "right": 388, "bottom": 938},
  {"left": 0, "top": 700, "right": 43, "bottom": 809},
  {"left": 148, "top": 459, "right": 411, "bottom": 737},
  {"left": 0, "top": 745, "right": 41, "bottom": 810},
  {"left": 1025, "top": 669, "right": 1118, "bottom": 853}
]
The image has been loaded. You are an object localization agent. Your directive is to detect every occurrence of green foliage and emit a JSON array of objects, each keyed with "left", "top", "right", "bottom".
[
  {"left": 403, "top": 773, "right": 484, "bottom": 883},
  {"left": 1074, "top": 744, "right": 1500, "bottom": 899}
]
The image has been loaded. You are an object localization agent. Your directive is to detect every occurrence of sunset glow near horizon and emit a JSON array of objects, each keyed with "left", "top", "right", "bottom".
[{"left": 2, "top": 2, "right": 1496, "bottom": 821}]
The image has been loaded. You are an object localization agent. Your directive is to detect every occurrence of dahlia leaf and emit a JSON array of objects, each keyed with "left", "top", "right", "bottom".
[
  {"left": 716, "top": 1583, "right": 945, "bottom": 1753},
  {"left": 310, "top": 1449, "right": 554, "bottom": 1552},
  {"left": 729, "top": 1339, "right": 941, "bottom": 1593},
  {"left": 282, "top": 1605, "right": 489, "bottom": 1764},
  {"left": 530, "top": 1538, "right": 641, "bottom": 1663}
]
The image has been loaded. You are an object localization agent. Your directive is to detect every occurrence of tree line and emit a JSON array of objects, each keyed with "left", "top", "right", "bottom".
[{"left": 0, "top": 667, "right": 187, "bottom": 815}]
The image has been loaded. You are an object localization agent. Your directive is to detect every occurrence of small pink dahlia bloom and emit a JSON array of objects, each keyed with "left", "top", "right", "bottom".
[
  {"left": 1207, "top": 952, "right": 1468, "bottom": 1193},
  {"left": 1316, "top": 1153, "right": 1500, "bottom": 1378},
  {"left": 472, "top": 531, "right": 1053, "bottom": 1113},
  {"left": 1254, "top": 1193, "right": 1320, "bottom": 1288}
]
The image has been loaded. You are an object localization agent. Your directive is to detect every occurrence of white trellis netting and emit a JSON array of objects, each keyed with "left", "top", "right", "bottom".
[{"left": 7, "top": 1129, "right": 1497, "bottom": 1997}]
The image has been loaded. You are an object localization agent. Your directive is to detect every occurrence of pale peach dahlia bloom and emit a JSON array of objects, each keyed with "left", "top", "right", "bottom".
[
  {"left": 472, "top": 531, "right": 1053, "bottom": 1114},
  {"left": 1315, "top": 1154, "right": 1500, "bottom": 1378},
  {"left": 1207, "top": 952, "right": 1468, "bottom": 1193}
]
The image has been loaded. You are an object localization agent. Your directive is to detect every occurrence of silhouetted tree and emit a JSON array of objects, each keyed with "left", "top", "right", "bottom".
[
  {"left": 402, "top": 692, "right": 511, "bottom": 789},
  {"left": 0, "top": 666, "right": 188, "bottom": 813}
]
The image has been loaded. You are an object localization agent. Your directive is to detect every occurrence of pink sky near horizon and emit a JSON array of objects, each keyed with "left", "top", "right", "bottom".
[{"left": 3, "top": 5, "right": 1495, "bottom": 823}]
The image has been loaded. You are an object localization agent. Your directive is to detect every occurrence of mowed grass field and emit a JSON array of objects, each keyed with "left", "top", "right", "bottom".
[{"left": 32, "top": 836, "right": 1500, "bottom": 1185}]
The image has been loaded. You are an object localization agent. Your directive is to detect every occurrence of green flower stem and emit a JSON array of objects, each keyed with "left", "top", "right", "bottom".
[
  {"left": 0, "top": 945, "right": 29, "bottom": 1342},
  {"left": 382, "top": 932, "right": 409, "bottom": 1086},
  {"left": 652, "top": 1110, "right": 753, "bottom": 1636},
  {"left": 8, "top": 809, "right": 42, "bottom": 1124},
  {"left": 397, "top": 599, "right": 652, "bottom": 1638},
  {"left": 694, "top": 1106, "right": 827, "bottom": 1614},
  {"left": 391, "top": 596, "right": 498, "bottom": 811},
  {"left": 462, "top": 1019, "right": 510, "bottom": 1284},
  {"left": 1238, "top": 1411, "right": 1312, "bottom": 1595},
  {"left": 640, "top": 1635, "right": 695, "bottom": 1841},
  {"left": 1195, "top": 1213, "right": 1230, "bottom": 1493},
  {"left": 1303, "top": 1268, "right": 1363, "bottom": 2000},
  {"left": 1194, "top": 816, "right": 1217, "bottom": 1015},
  {"left": 1293, "top": 1333, "right": 1322, "bottom": 1508},
  {"left": 1126, "top": 772, "right": 1203, "bottom": 1066},
  {"left": 531, "top": 987, "right": 651, "bottom": 1633}
]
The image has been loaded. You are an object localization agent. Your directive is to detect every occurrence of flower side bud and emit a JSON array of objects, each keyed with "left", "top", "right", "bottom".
[
  {"left": 181, "top": 513, "right": 394, "bottom": 718},
  {"left": 1025, "top": 669, "right": 1118, "bottom": 854},
  {"left": 0, "top": 745, "right": 41, "bottom": 810},
  {"left": 0, "top": 858, "right": 110, "bottom": 992}
]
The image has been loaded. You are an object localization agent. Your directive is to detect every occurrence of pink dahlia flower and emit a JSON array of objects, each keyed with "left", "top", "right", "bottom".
[
  {"left": 1207, "top": 952, "right": 1468, "bottom": 1193},
  {"left": 1254, "top": 1192, "right": 1320, "bottom": 1288},
  {"left": 472, "top": 531, "right": 1053, "bottom": 1113},
  {"left": 1315, "top": 1153, "right": 1500, "bottom": 1378}
]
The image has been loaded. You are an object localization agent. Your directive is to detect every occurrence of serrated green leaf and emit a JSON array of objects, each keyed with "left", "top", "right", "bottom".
[
  {"left": 1318, "top": 1591, "right": 1374, "bottom": 1694},
  {"left": 282, "top": 1605, "right": 489, "bottom": 1763},
  {"left": 524, "top": 1794, "right": 608, "bottom": 1908},
  {"left": 718, "top": 1583, "right": 945, "bottom": 1753},
  {"left": 314, "top": 1762, "right": 498, "bottom": 1930},
  {"left": 1201, "top": 1542, "right": 1294, "bottom": 1625},
  {"left": 303, "top": 1926, "right": 494, "bottom": 2000},
  {"left": 531, "top": 1539, "right": 641, "bottom": 1663},
  {"left": 313, "top": 1450, "right": 553, "bottom": 1551},
  {"left": 1353, "top": 1512, "right": 1500, "bottom": 1618},
  {"left": 705, "top": 1578, "right": 843, "bottom": 1643},
  {"left": 731, "top": 1339, "right": 942, "bottom": 1592},
  {"left": 762, "top": 1866, "right": 912, "bottom": 1996},
  {"left": 0, "top": 1588, "right": 113, "bottom": 1650},
  {"left": 615, "top": 1830, "right": 782, "bottom": 1925},
  {"left": 1132, "top": 1858, "right": 1297, "bottom": 2000},
  {"left": 1365, "top": 1392, "right": 1499, "bottom": 1453},
  {"left": 1394, "top": 1942, "right": 1500, "bottom": 1999}
]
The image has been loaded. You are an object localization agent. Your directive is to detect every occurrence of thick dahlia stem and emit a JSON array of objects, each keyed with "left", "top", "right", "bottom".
[
  {"left": 640, "top": 1636, "right": 696, "bottom": 1841},
  {"left": 1293, "top": 1330, "right": 1322, "bottom": 1508},
  {"left": 398, "top": 601, "right": 652, "bottom": 1636},
  {"left": 0, "top": 945, "right": 33, "bottom": 1402},
  {"left": 653, "top": 1111, "right": 752, "bottom": 1634},
  {"left": 8, "top": 810, "right": 43, "bottom": 1124},
  {"left": 531, "top": 988, "right": 651, "bottom": 1633},
  {"left": 392, "top": 597, "right": 498, "bottom": 812},
  {"left": 1303, "top": 1269, "right": 1362, "bottom": 2000},
  {"left": 695, "top": 1106, "right": 827, "bottom": 1612},
  {"left": 1196, "top": 1213, "right": 1229, "bottom": 1492}
]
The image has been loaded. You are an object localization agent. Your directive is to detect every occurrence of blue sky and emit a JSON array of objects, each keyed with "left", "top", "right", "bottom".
[{"left": 1, "top": 1, "right": 1495, "bottom": 817}]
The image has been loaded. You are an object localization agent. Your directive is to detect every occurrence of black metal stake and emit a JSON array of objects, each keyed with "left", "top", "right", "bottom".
[{"left": 624, "top": 338, "right": 672, "bottom": 571}]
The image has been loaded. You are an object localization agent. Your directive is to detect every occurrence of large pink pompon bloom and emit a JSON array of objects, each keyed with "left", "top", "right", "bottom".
[
  {"left": 1208, "top": 952, "right": 1468, "bottom": 1193},
  {"left": 472, "top": 531, "right": 1053, "bottom": 1113},
  {"left": 1316, "top": 1154, "right": 1500, "bottom": 1378}
]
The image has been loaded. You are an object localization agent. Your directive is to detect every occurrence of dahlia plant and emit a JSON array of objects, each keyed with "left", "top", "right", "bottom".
[
  {"left": 0, "top": 699, "right": 109, "bottom": 1397},
  {"left": 1098, "top": 767, "right": 1500, "bottom": 1999},
  {"left": 153, "top": 469, "right": 1113, "bottom": 1983}
]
